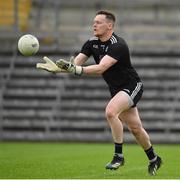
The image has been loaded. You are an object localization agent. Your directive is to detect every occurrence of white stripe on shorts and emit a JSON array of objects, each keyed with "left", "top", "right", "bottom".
[{"left": 131, "top": 82, "right": 142, "bottom": 100}]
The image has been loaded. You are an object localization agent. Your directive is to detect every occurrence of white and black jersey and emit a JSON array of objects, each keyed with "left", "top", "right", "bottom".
[{"left": 81, "top": 33, "right": 143, "bottom": 106}]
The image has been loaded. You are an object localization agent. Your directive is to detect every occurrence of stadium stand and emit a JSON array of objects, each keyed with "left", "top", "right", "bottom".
[
  {"left": 0, "top": 0, "right": 31, "bottom": 31},
  {"left": 0, "top": 0, "right": 180, "bottom": 142}
]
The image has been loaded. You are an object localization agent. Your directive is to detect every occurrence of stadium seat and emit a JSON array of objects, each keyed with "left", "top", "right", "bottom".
[
  {"left": 1, "top": 0, "right": 180, "bottom": 143},
  {"left": 0, "top": 0, "right": 32, "bottom": 31}
]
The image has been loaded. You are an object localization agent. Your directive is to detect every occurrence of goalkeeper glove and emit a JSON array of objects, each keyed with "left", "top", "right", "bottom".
[
  {"left": 56, "top": 57, "right": 83, "bottom": 75},
  {"left": 36, "top": 56, "right": 62, "bottom": 73}
]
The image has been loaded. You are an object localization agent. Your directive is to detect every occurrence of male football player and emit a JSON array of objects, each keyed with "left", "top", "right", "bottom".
[{"left": 37, "top": 10, "right": 162, "bottom": 175}]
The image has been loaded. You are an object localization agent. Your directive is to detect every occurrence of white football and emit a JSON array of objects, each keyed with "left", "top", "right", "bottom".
[{"left": 18, "top": 34, "right": 39, "bottom": 56}]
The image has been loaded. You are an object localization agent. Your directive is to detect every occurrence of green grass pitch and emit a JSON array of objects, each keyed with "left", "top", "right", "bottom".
[{"left": 0, "top": 142, "right": 179, "bottom": 179}]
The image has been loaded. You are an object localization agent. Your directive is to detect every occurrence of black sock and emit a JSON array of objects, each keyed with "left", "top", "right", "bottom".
[
  {"left": 145, "top": 146, "right": 157, "bottom": 162},
  {"left": 114, "top": 142, "right": 123, "bottom": 157}
]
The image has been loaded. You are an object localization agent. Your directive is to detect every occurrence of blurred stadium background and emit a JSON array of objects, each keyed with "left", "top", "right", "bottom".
[{"left": 0, "top": 0, "right": 180, "bottom": 143}]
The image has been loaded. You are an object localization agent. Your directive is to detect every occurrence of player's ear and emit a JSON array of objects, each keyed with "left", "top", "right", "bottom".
[{"left": 108, "top": 22, "right": 113, "bottom": 30}]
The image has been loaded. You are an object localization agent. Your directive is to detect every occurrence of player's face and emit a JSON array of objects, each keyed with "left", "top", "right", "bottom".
[{"left": 93, "top": 15, "right": 112, "bottom": 38}]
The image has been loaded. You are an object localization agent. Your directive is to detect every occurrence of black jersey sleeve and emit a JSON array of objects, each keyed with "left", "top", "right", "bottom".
[
  {"left": 107, "top": 43, "right": 128, "bottom": 62},
  {"left": 80, "top": 40, "right": 92, "bottom": 57}
]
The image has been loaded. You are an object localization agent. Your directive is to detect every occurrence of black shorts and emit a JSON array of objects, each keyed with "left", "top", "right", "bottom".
[{"left": 110, "top": 81, "right": 143, "bottom": 107}]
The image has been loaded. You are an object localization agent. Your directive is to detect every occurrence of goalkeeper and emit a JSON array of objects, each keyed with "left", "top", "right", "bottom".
[{"left": 37, "top": 10, "right": 162, "bottom": 175}]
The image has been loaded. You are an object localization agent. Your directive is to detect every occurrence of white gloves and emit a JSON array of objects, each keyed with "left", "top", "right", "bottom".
[
  {"left": 56, "top": 58, "right": 83, "bottom": 76},
  {"left": 36, "top": 56, "right": 83, "bottom": 75},
  {"left": 36, "top": 56, "right": 62, "bottom": 73}
]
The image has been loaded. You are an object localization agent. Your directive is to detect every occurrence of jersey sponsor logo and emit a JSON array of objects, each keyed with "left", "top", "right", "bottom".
[
  {"left": 105, "top": 46, "right": 109, "bottom": 52},
  {"left": 93, "top": 44, "right": 98, "bottom": 49},
  {"left": 101, "top": 45, "right": 105, "bottom": 50}
]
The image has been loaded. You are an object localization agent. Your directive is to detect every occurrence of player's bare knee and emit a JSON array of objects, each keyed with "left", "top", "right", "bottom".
[{"left": 105, "top": 107, "right": 118, "bottom": 121}]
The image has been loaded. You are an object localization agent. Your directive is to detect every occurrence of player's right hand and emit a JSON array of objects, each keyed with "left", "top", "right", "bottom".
[{"left": 36, "top": 56, "right": 62, "bottom": 73}]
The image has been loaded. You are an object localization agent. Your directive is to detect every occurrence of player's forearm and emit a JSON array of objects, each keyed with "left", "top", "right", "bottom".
[
  {"left": 55, "top": 57, "right": 109, "bottom": 76},
  {"left": 74, "top": 53, "right": 88, "bottom": 66},
  {"left": 82, "top": 55, "right": 116, "bottom": 75},
  {"left": 82, "top": 64, "right": 105, "bottom": 75}
]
